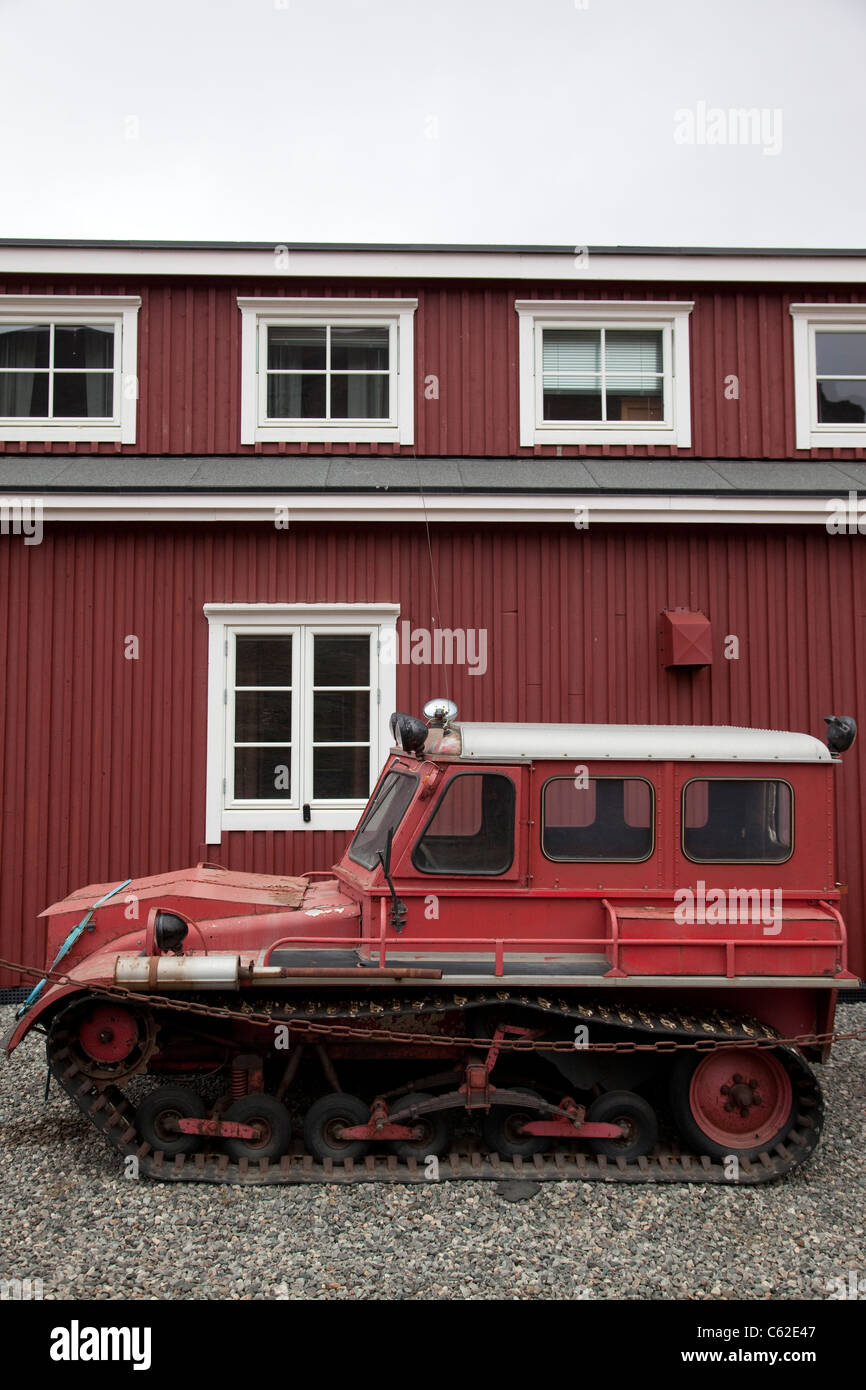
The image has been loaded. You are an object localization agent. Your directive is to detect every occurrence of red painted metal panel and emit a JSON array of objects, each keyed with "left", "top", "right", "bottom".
[
  {"left": 0, "top": 522, "right": 865, "bottom": 986},
  {"left": 1, "top": 277, "right": 865, "bottom": 459}
]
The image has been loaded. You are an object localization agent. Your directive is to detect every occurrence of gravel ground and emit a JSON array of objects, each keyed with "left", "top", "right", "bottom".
[{"left": 1, "top": 1001, "right": 864, "bottom": 1301}]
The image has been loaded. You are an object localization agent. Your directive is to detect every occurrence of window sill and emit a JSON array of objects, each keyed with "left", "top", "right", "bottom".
[
  {"left": 215, "top": 807, "right": 368, "bottom": 834},
  {"left": 247, "top": 424, "right": 403, "bottom": 444},
  {"left": 527, "top": 425, "right": 680, "bottom": 446},
  {"left": 0, "top": 424, "right": 125, "bottom": 442}
]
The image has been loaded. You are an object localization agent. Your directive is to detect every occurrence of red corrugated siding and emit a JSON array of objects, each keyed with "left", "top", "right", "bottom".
[
  {"left": 1, "top": 521, "right": 864, "bottom": 984},
  {"left": 1, "top": 277, "right": 865, "bottom": 459}
]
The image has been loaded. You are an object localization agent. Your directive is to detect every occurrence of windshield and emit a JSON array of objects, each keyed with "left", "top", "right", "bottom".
[{"left": 347, "top": 768, "right": 419, "bottom": 869}]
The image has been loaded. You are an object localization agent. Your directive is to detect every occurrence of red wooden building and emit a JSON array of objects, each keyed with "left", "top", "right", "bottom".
[{"left": 1, "top": 240, "right": 865, "bottom": 987}]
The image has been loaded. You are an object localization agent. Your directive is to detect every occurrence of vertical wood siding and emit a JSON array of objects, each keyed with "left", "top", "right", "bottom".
[{"left": 1, "top": 522, "right": 864, "bottom": 983}]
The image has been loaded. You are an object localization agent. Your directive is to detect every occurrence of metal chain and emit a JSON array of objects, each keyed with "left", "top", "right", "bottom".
[{"left": 2, "top": 955, "right": 865, "bottom": 1055}]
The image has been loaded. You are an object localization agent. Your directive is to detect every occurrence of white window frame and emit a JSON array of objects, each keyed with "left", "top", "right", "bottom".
[
  {"left": 0, "top": 295, "right": 140, "bottom": 442},
  {"left": 204, "top": 603, "right": 399, "bottom": 838},
  {"left": 238, "top": 298, "right": 417, "bottom": 445},
  {"left": 790, "top": 303, "right": 866, "bottom": 450},
  {"left": 515, "top": 300, "right": 693, "bottom": 447}
]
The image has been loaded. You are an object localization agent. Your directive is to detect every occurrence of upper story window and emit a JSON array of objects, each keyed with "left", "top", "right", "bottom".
[
  {"left": 790, "top": 304, "right": 866, "bottom": 449},
  {"left": 204, "top": 603, "right": 398, "bottom": 838},
  {"left": 515, "top": 300, "right": 693, "bottom": 447},
  {"left": 0, "top": 295, "right": 140, "bottom": 443},
  {"left": 238, "top": 298, "right": 417, "bottom": 445}
]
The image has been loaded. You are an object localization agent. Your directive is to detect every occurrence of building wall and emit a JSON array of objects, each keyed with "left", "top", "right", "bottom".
[
  {"left": 1, "top": 276, "right": 865, "bottom": 459},
  {"left": 1, "top": 520, "right": 864, "bottom": 984}
]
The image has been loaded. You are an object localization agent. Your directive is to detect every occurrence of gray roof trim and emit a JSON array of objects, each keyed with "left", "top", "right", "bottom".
[
  {"left": 0, "top": 239, "right": 864, "bottom": 257},
  {"left": 0, "top": 456, "right": 864, "bottom": 496}
]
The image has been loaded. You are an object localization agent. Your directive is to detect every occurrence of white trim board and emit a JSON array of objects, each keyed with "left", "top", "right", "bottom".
[
  {"left": 17, "top": 491, "right": 865, "bottom": 526},
  {"left": 1, "top": 246, "right": 866, "bottom": 283}
]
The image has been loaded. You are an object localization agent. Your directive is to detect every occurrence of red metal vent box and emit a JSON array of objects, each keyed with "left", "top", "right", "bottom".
[{"left": 659, "top": 609, "right": 713, "bottom": 668}]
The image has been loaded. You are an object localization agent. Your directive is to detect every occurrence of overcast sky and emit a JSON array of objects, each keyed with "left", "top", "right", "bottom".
[{"left": 1, "top": 0, "right": 863, "bottom": 248}]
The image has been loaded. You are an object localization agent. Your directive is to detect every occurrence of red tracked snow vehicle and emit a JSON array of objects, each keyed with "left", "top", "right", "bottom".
[{"left": 3, "top": 701, "right": 860, "bottom": 1185}]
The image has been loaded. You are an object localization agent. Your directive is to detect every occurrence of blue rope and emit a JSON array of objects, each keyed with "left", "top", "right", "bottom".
[{"left": 17, "top": 877, "right": 133, "bottom": 1019}]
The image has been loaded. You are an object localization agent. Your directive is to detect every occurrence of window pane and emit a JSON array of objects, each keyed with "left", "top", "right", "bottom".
[
  {"left": 606, "top": 389, "right": 664, "bottom": 421},
  {"left": 267, "top": 373, "right": 326, "bottom": 419},
  {"left": 412, "top": 773, "right": 515, "bottom": 875},
  {"left": 235, "top": 635, "right": 292, "bottom": 687},
  {"left": 267, "top": 326, "right": 326, "bottom": 370},
  {"left": 234, "top": 747, "right": 293, "bottom": 799},
  {"left": 542, "top": 329, "right": 600, "bottom": 375},
  {"left": 604, "top": 330, "right": 662, "bottom": 385},
  {"left": 330, "top": 373, "right": 389, "bottom": 419},
  {"left": 313, "top": 744, "right": 369, "bottom": 798},
  {"left": 330, "top": 326, "right": 389, "bottom": 371},
  {"left": 54, "top": 324, "right": 114, "bottom": 369},
  {"left": 349, "top": 770, "right": 418, "bottom": 869},
  {"left": 542, "top": 778, "right": 653, "bottom": 861},
  {"left": 53, "top": 372, "right": 113, "bottom": 418},
  {"left": 682, "top": 780, "right": 793, "bottom": 862},
  {"left": 314, "top": 690, "right": 368, "bottom": 741},
  {"left": 815, "top": 331, "right": 866, "bottom": 377},
  {"left": 543, "top": 388, "right": 602, "bottom": 421},
  {"left": 817, "top": 380, "right": 866, "bottom": 424},
  {"left": 314, "top": 635, "right": 370, "bottom": 686},
  {"left": 0, "top": 324, "right": 49, "bottom": 369},
  {"left": 0, "top": 372, "right": 48, "bottom": 416},
  {"left": 235, "top": 691, "right": 292, "bottom": 742}
]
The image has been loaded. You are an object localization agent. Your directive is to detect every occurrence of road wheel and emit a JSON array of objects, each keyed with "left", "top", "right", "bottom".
[
  {"left": 222, "top": 1094, "right": 291, "bottom": 1161},
  {"left": 482, "top": 1087, "right": 548, "bottom": 1158},
  {"left": 303, "top": 1093, "right": 370, "bottom": 1162},
  {"left": 388, "top": 1092, "right": 453, "bottom": 1160},
  {"left": 136, "top": 1085, "right": 206, "bottom": 1156},
  {"left": 586, "top": 1089, "right": 658, "bottom": 1160}
]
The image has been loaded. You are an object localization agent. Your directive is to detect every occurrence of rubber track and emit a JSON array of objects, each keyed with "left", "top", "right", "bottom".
[{"left": 44, "top": 991, "right": 825, "bottom": 1186}]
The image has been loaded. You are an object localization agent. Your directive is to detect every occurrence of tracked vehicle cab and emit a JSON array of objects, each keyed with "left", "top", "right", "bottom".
[{"left": 337, "top": 699, "right": 856, "bottom": 997}]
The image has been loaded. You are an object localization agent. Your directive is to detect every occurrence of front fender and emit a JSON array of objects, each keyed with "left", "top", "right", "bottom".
[{"left": 1, "top": 980, "right": 84, "bottom": 1056}]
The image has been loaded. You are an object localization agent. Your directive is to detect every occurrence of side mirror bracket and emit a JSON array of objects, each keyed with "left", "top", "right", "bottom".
[{"left": 378, "top": 826, "right": 408, "bottom": 934}]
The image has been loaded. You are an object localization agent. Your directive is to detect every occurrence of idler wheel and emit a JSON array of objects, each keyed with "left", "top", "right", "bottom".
[
  {"left": 64, "top": 999, "right": 156, "bottom": 1081},
  {"left": 303, "top": 1093, "right": 370, "bottom": 1162},
  {"left": 136, "top": 1086, "right": 207, "bottom": 1156},
  {"left": 222, "top": 1095, "right": 291, "bottom": 1161},
  {"left": 669, "top": 1047, "right": 796, "bottom": 1161},
  {"left": 586, "top": 1089, "right": 659, "bottom": 1160}
]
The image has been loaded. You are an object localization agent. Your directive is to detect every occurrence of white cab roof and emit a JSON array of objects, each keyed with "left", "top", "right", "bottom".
[{"left": 451, "top": 723, "right": 833, "bottom": 763}]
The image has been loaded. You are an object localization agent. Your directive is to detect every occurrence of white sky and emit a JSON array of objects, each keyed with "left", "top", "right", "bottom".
[{"left": 0, "top": 0, "right": 863, "bottom": 248}]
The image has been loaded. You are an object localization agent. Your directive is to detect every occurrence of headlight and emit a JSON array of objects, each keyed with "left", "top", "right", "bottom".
[{"left": 154, "top": 911, "right": 189, "bottom": 954}]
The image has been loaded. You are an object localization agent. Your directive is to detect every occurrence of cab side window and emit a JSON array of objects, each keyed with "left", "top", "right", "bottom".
[
  {"left": 682, "top": 779, "right": 793, "bottom": 863},
  {"left": 542, "top": 777, "right": 654, "bottom": 862},
  {"left": 412, "top": 773, "right": 515, "bottom": 875}
]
